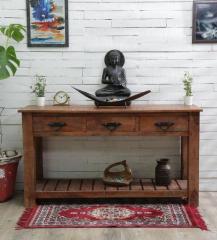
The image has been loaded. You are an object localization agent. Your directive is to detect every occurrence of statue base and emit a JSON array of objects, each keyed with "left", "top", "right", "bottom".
[
  {"left": 94, "top": 96, "right": 130, "bottom": 106},
  {"left": 72, "top": 87, "right": 151, "bottom": 107},
  {"left": 95, "top": 100, "right": 131, "bottom": 107}
]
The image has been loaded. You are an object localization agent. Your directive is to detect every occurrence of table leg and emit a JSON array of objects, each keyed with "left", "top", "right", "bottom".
[
  {"left": 188, "top": 113, "right": 200, "bottom": 206},
  {"left": 181, "top": 136, "right": 188, "bottom": 179},
  {"left": 22, "top": 114, "right": 37, "bottom": 207},
  {"left": 35, "top": 137, "right": 43, "bottom": 180}
]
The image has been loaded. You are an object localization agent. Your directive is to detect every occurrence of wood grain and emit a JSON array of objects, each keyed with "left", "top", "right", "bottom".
[
  {"left": 181, "top": 136, "right": 188, "bottom": 179},
  {"left": 19, "top": 105, "right": 201, "bottom": 207},
  {"left": 18, "top": 104, "right": 202, "bottom": 114},
  {"left": 35, "top": 137, "right": 43, "bottom": 180},
  {"left": 35, "top": 178, "right": 187, "bottom": 199},
  {"left": 22, "top": 113, "right": 37, "bottom": 207},
  {"left": 140, "top": 113, "right": 188, "bottom": 132},
  {"left": 33, "top": 116, "right": 86, "bottom": 133},
  {"left": 86, "top": 115, "right": 137, "bottom": 133},
  {"left": 188, "top": 113, "right": 200, "bottom": 206}
]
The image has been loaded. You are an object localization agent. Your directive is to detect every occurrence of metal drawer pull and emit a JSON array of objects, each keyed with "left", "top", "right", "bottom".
[
  {"left": 48, "top": 122, "right": 66, "bottom": 131},
  {"left": 102, "top": 122, "right": 122, "bottom": 132},
  {"left": 155, "top": 121, "right": 175, "bottom": 131}
]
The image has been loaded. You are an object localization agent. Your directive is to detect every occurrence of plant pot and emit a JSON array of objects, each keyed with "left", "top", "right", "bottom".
[
  {"left": 36, "top": 97, "right": 46, "bottom": 106},
  {"left": 0, "top": 154, "right": 21, "bottom": 202},
  {"left": 184, "top": 96, "right": 193, "bottom": 105}
]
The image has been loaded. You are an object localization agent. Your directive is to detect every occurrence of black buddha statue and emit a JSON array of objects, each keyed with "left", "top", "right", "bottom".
[
  {"left": 95, "top": 50, "right": 131, "bottom": 100},
  {"left": 72, "top": 50, "right": 151, "bottom": 106}
]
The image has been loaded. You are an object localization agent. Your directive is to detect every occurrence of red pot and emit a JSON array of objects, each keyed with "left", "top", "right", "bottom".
[{"left": 0, "top": 155, "right": 21, "bottom": 202}]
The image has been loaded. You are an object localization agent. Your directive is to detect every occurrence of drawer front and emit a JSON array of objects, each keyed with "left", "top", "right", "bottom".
[
  {"left": 33, "top": 116, "right": 86, "bottom": 132},
  {"left": 87, "top": 116, "right": 137, "bottom": 133},
  {"left": 140, "top": 114, "right": 188, "bottom": 132}
]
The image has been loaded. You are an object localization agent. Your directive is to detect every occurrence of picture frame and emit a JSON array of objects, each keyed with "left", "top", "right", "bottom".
[
  {"left": 26, "top": 0, "right": 69, "bottom": 47},
  {"left": 193, "top": 1, "right": 217, "bottom": 43}
]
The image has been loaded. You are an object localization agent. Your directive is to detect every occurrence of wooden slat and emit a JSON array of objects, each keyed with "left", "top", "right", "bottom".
[
  {"left": 81, "top": 179, "right": 93, "bottom": 191},
  {"left": 152, "top": 179, "right": 168, "bottom": 191},
  {"left": 93, "top": 179, "right": 105, "bottom": 191},
  {"left": 105, "top": 184, "right": 118, "bottom": 192},
  {"left": 177, "top": 180, "right": 187, "bottom": 190},
  {"left": 141, "top": 179, "right": 155, "bottom": 190},
  {"left": 35, "top": 178, "right": 188, "bottom": 200},
  {"left": 44, "top": 179, "right": 58, "bottom": 191},
  {"left": 36, "top": 179, "right": 47, "bottom": 192},
  {"left": 155, "top": 185, "right": 168, "bottom": 190},
  {"left": 118, "top": 184, "right": 130, "bottom": 191},
  {"left": 168, "top": 180, "right": 180, "bottom": 190},
  {"left": 68, "top": 179, "right": 81, "bottom": 191},
  {"left": 56, "top": 180, "right": 70, "bottom": 191},
  {"left": 130, "top": 179, "right": 143, "bottom": 191}
]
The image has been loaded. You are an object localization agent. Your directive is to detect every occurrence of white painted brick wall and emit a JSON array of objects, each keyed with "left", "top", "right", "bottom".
[{"left": 0, "top": 0, "right": 217, "bottom": 191}]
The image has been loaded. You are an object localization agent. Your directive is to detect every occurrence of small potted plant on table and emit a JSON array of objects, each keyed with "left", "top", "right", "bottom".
[
  {"left": 32, "top": 75, "right": 47, "bottom": 106},
  {"left": 183, "top": 72, "right": 193, "bottom": 105}
]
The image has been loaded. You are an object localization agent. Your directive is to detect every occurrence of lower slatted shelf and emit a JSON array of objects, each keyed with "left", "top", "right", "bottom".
[{"left": 36, "top": 178, "right": 187, "bottom": 199}]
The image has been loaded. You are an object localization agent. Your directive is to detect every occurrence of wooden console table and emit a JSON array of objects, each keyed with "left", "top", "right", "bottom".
[{"left": 19, "top": 105, "right": 202, "bottom": 207}]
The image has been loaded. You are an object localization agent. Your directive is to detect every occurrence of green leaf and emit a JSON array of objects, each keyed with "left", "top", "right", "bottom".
[
  {"left": 12, "top": 29, "right": 24, "bottom": 42},
  {"left": 0, "top": 46, "right": 20, "bottom": 80},
  {"left": 0, "top": 27, "right": 6, "bottom": 35},
  {"left": 0, "top": 24, "right": 26, "bottom": 42}
]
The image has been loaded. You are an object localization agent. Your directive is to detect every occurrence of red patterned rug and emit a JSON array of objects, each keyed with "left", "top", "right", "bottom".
[{"left": 17, "top": 204, "right": 207, "bottom": 230}]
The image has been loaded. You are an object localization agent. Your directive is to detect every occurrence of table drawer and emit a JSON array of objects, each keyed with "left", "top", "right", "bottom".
[
  {"left": 140, "top": 114, "right": 188, "bottom": 132},
  {"left": 33, "top": 116, "right": 86, "bottom": 132},
  {"left": 87, "top": 116, "right": 137, "bottom": 133}
]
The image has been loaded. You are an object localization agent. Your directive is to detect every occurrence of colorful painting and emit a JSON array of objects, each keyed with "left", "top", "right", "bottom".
[{"left": 26, "top": 0, "right": 69, "bottom": 47}]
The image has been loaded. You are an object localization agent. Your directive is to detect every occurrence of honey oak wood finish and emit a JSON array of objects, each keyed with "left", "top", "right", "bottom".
[
  {"left": 19, "top": 105, "right": 202, "bottom": 207},
  {"left": 35, "top": 178, "right": 187, "bottom": 199}
]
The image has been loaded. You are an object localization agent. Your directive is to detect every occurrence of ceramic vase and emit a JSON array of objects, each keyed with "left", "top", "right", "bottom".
[
  {"left": 184, "top": 96, "right": 193, "bottom": 105},
  {"left": 36, "top": 97, "right": 45, "bottom": 106},
  {"left": 155, "top": 158, "right": 171, "bottom": 186}
]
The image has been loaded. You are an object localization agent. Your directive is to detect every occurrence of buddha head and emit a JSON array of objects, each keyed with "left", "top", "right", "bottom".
[
  {"left": 105, "top": 50, "right": 125, "bottom": 68},
  {"left": 108, "top": 51, "right": 120, "bottom": 67}
]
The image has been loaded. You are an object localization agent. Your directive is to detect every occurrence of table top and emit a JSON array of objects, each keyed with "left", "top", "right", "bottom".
[{"left": 18, "top": 104, "right": 202, "bottom": 113}]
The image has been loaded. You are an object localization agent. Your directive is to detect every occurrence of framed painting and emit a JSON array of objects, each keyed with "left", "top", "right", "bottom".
[
  {"left": 193, "top": 1, "right": 217, "bottom": 43},
  {"left": 26, "top": 0, "right": 69, "bottom": 47}
]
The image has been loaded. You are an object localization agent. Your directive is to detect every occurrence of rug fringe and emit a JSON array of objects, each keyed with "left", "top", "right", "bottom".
[
  {"left": 184, "top": 205, "right": 208, "bottom": 231},
  {"left": 16, "top": 208, "right": 34, "bottom": 230}
]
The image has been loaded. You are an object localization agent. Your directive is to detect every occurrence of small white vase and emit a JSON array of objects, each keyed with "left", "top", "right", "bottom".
[
  {"left": 36, "top": 97, "right": 46, "bottom": 106},
  {"left": 184, "top": 96, "right": 193, "bottom": 105}
]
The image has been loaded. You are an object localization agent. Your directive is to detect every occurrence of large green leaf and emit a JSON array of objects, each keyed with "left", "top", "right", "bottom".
[
  {"left": 0, "top": 24, "right": 26, "bottom": 42},
  {"left": 0, "top": 46, "right": 20, "bottom": 80}
]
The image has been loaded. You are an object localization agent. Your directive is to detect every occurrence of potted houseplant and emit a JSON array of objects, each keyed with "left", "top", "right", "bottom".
[
  {"left": 32, "top": 75, "right": 46, "bottom": 106},
  {"left": 0, "top": 24, "right": 25, "bottom": 201},
  {"left": 183, "top": 72, "right": 193, "bottom": 105}
]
